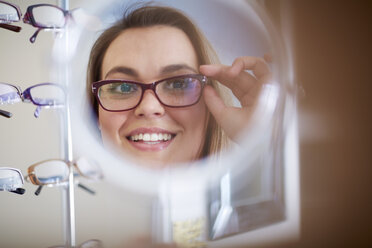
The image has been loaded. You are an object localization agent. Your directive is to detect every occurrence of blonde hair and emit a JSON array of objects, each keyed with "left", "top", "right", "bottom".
[{"left": 87, "top": 4, "right": 230, "bottom": 160}]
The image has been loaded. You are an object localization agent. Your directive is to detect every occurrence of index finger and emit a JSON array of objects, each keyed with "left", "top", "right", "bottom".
[
  {"left": 234, "top": 56, "right": 271, "bottom": 80},
  {"left": 199, "top": 56, "right": 271, "bottom": 100}
]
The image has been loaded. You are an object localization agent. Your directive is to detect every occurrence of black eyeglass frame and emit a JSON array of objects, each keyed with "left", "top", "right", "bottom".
[{"left": 92, "top": 74, "right": 207, "bottom": 112}]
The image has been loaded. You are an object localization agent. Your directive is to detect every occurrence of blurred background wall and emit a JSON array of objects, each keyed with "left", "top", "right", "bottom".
[{"left": 261, "top": 0, "right": 372, "bottom": 247}]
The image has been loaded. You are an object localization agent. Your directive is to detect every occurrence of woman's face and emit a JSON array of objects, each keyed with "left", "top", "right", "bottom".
[{"left": 98, "top": 25, "right": 207, "bottom": 168}]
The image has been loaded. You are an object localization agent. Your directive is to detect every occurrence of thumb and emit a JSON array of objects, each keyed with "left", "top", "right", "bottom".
[{"left": 203, "top": 85, "right": 252, "bottom": 141}]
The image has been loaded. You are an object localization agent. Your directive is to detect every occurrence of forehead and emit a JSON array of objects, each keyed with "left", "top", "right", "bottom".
[{"left": 101, "top": 25, "right": 199, "bottom": 79}]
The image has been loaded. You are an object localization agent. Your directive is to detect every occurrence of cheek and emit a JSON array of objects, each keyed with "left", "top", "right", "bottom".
[
  {"left": 98, "top": 107, "right": 128, "bottom": 139},
  {"left": 171, "top": 100, "right": 207, "bottom": 140}
]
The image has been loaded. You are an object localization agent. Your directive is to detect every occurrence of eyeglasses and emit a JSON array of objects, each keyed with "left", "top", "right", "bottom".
[
  {"left": 25, "top": 158, "right": 103, "bottom": 196},
  {"left": 0, "top": 0, "right": 22, "bottom": 32},
  {"left": 23, "top": 4, "right": 74, "bottom": 43},
  {"left": 0, "top": 1, "right": 76, "bottom": 43},
  {"left": 48, "top": 239, "right": 103, "bottom": 248},
  {"left": 0, "top": 82, "right": 65, "bottom": 118},
  {"left": 92, "top": 74, "right": 207, "bottom": 112},
  {"left": 0, "top": 167, "right": 26, "bottom": 195}
]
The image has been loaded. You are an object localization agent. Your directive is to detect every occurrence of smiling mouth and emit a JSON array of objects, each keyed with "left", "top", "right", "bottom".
[{"left": 127, "top": 133, "right": 175, "bottom": 143}]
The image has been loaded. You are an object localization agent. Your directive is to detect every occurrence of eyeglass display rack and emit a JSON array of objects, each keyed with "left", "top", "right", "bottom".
[
  {"left": 0, "top": 0, "right": 77, "bottom": 246},
  {"left": 57, "top": 0, "right": 77, "bottom": 247}
]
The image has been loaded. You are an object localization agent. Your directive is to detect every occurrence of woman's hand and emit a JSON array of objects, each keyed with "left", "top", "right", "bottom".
[{"left": 199, "top": 56, "right": 272, "bottom": 142}]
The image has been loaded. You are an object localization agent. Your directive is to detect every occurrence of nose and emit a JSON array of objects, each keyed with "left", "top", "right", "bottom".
[{"left": 134, "top": 90, "right": 165, "bottom": 117}]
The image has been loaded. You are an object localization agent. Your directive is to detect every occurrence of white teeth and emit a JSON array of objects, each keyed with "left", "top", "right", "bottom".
[
  {"left": 143, "top": 133, "right": 151, "bottom": 141},
  {"left": 150, "top": 133, "right": 158, "bottom": 141},
  {"left": 130, "top": 133, "right": 173, "bottom": 142}
]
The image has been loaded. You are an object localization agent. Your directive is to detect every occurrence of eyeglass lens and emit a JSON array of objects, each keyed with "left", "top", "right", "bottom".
[
  {"left": 28, "top": 84, "right": 65, "bottom": 107},
  {"left": 79, "top": 239, "right": 104, "bottom": 248},
  {"left": 33, "top": 160, "right": 69, "bottom": 185},
  {"left": 75, "top": 157, "right": 103, "bottom": 180},
  {"left": 0, "top": 2, "right": 20, "bottom": 23},
  {"left": 97, "top": 75, "right": 203, "bottom": 111},
  {"left": 0, "top": 83, "right": 21, "bottom": 104},
  {"left": 48, "top": 239, "right": 103, "bottom": 248},
  {"left": 0, "top": 168, "right": 23, "bottom": 192},
  {"left": 28, "top": 159, "right": 101, "bottom": 195},
  {"left": 31, "top": 5, "right": 65, "bottom": 28}
]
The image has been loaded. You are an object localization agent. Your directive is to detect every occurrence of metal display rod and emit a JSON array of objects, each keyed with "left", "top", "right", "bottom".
[{"left": 57, "top": 0, "right": 76, "bottom": 247}]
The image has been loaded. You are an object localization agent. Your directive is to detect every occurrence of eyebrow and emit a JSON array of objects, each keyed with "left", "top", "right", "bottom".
[
  {"left": 104, "top": 66, "right": 138, "bottom": 79},
  {"left": 104, "top": 63, "right": 198, "bottom": 79}
]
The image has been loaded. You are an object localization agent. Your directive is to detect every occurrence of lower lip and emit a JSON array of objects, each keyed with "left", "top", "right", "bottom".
[{"left": 128, "top": 138, "right": 173, "bottom": 151}]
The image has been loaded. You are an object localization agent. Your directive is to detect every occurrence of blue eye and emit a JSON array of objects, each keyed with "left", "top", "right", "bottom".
[
  {"left": 120, "top": 83, "right": 134, "bottom": 93},
  {"left": 107, "top": 83, "right": 137, "bottom": 94},
  {"left": 165, "top": 78, "right": 196, "bottom": 90},
  {"left": 171, "top": 80, "right": 186, "bottom": 89}
]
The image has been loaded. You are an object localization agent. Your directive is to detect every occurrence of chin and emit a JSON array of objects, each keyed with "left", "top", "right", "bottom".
[
  {"left": 110, "top": 142, "right": 196, "bottom": 169},
  {"left": 129, "top": 156, "right": 176, "bottom": 169}
]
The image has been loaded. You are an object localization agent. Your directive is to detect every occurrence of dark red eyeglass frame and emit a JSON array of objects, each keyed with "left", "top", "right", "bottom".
[
  {"left": 23, "top": 4, "right": 70, "bottom": 28},
  {"left": 23, "top": 4, "right": 72, "bottom": 43},
  {"left": 0, "top": 1, "right": 73, "bottom": 43},
  {"left": 0, "top": 0, "right": 22, "bottom": 32},
  {"left": 92, "top": 74, "right": 207, "bottom": 112}
]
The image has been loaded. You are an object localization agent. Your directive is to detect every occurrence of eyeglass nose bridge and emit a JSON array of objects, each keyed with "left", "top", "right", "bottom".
[
  {"left": 22, "top": 11, "right": 31, "bottom": 25},
  {"left": 21, "top": 89, "right": 30, "bottom": 102},
  {"left": 136, "top": 82, "right": 164, "bottom": 107},
  {"left": 141, "top": 82, "right": 157, "bottom": 91}
]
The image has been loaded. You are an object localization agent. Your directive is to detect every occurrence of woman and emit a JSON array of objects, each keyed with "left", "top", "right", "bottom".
[{"left": 87, "top": 4, "right": 271, "bottom": 168}]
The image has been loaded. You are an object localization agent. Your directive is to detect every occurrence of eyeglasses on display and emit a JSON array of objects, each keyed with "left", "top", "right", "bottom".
[
  {"left": 0, "top": 82, "right": 65, "bottom": 118},
  {"left": 25, "top": 157, "right": 103, "bottom": 196},
  {"left": 92, "top": 74, "right": 207, "bottom": 112},
  {"left": 23, "top": 4, "right": 74, "bottom": 43},
  {"left": 0, "top": 0, "right": 22, "bottom": 32},
  {"left": 0, "top": 1, "right": 77, "bottom": 43},
  {"left": 0, "top": 167, "right": 26, "bottom": 195},
  {"left": 48, "top": 239, "right": 104, "bottom": 248}
]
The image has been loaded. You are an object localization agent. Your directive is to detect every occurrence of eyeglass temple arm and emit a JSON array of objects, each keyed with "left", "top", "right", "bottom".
[
  {"left": 34, "top": 105, "right": 41, "bottom": 118},
  {"left": 77, "top": 183, "right": 95, "bottom": 195},
  {"left": 0, "top": 109, "right": 12, "bottom": 118},
  {"left": 34, "top": 185, "right": 43, "bottom": 195},
  {"left": 0, "top": 23, "right": 21, "bottom": 32},
  {"left": 10, "top": 188, "right": 26, "bottom": 195},
  {"left": 33, "top": 105, "right": 65, "bottom": 119},
  {"left": 34, "top": 183, "right": 95, "bottom": 196},
  {"left": 29, "top": 28, "right": 42, "bottom": 44}
]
